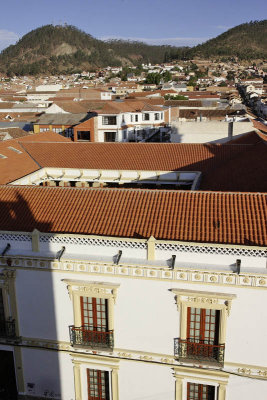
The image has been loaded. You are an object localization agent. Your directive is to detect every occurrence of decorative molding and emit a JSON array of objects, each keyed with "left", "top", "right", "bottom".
[
  {"left": 16, "top": 336, "right": 267, "bottom": 380},
  {"left": 171, "top": 289, "right": 236, "bottom": 314},
  {"left": 1, "top": 256, "right": 267, "bottom": 290},
  {"left": 62, "top": 280, "right": 120, "bottom": 303}
]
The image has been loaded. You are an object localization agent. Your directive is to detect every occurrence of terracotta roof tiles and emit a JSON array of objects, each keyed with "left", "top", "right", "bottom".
[
  {"left": 20, "top": 142, "right": 267, "bottom": 192},
  {"left": 0, "top": 140, "right": 39, "bottom": 184},
  {"left": 0, "top": 186, "right": 265, "bottom": 246}
]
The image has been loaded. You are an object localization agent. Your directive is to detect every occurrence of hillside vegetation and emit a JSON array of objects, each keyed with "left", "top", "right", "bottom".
[
  {"left": 188, "top": 20, "right": 267, "bottom": 60},
  {"left": 0, "top": 25, "right": 184, "bottom": 75},
  {"left": 0, "top": 20, "right": 266, "bottom": 75}
]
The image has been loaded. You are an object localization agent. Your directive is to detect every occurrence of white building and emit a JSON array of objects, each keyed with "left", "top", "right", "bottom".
[
  {"left": 95, "top": 101, "right": 169, "bottom": 142},
  {"left": 0, "top": 140, "right": 266, "bottom": 400}
]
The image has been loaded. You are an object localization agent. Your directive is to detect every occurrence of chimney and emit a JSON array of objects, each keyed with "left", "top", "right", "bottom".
[{"left": 228, "top": 121, "right": 233, "bottom": 138}]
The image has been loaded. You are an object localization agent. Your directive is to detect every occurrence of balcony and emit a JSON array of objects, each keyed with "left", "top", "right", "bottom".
[
  {"left": 174, "top": 338, "right": 225, "bottom": 365},
  {"left": 69, "top": 325, "right": 114, "bottom": 349},
  {"left": 0, "top": 319, "right": 16, "bottom": 339}
]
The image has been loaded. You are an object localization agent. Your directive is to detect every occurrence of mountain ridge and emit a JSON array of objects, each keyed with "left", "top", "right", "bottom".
[{"left": 0, "top": 20, "right": 266, "bottom": 75}]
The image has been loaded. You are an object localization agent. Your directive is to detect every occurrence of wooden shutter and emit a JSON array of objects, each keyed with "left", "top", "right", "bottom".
[
  {"left": 81, "top": 297, "right": 108, "bottom": 331},
  {"left": 187, "top": 307, "right": 220, "bottom": 345},
  {"left": 87, "top": 369, "right": 110, "bottom": 400},
  {"left": 187, "top": 382, "right": 215, "bottom": 400}
]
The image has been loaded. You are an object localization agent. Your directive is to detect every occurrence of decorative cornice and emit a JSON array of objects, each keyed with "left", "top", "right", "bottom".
[
  {"left": 14, "top": 336, "right": 267, "bottom": 381},
  {"left": 62, "top": 279, "right": 120, "bottom": 302},
  {"left": 1, "top": 256, "right": 267, "bottom": 290},
  {"left": 171, "top": 289, "right": 236, "bottom": 315}
]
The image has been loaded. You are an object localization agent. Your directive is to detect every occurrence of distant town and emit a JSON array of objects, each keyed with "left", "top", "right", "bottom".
[
  {"left": 0, "top": 36, "right": 267, "bottom": 400},
  {"left": 0, "top": 58, "right": 266, "bottom": 145}
]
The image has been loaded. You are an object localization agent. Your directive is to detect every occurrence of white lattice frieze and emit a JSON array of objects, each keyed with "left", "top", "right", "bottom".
[
  {"left": 156, "top": 242, "right": 267, "bottom": 258},
  {"left": 0, "top": 233, "right": 31, "bottom": 242},
  {"left": 39, "top": 234, "right": 146, "bottom": 249}
]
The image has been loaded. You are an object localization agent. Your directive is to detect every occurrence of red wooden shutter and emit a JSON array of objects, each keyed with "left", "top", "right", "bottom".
[
  {"left": 187, "top": 307, "right": 220, "bottom": 345},
  {"left": 87, "top": 369, "right": 110, "bottom": 400},
  {"left": 80, "top": 297, "right": 108, "bottom": 331},
  {"left": 187, "top": 382, "right": 215, "bottom": 400}
]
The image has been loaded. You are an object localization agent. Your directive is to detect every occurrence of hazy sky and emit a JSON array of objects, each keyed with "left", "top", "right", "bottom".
[{"left": 0, "top": 0, "right": 266, "bottom": 50}]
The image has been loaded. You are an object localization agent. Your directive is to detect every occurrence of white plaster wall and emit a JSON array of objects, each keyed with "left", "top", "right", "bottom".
[
  {"left": 155, "top": 248, "right": 266, "bottom": 270},
  {"left": 17, "top": 346, "right": 267, "bottom": 400},
  {"left": 14, "top": 268, "right": 267, "bottom": 366},
  {"left": 119, "top": 360, "right": 174, "bottom": 400},
  {"left": 38, "top": 238, "right": 147, "bottom": 261},
  {"left": 171, "top": 121, "right": 254, "bottom": 143},
  {"left": 36, "top": 85, "right": 62, "bottom": 92},
  {"left": 21, "top": 348, "right": 74, "bottom": 399},
  {"left": 226, "top": 374, "right": 267, "bottom": 400}
]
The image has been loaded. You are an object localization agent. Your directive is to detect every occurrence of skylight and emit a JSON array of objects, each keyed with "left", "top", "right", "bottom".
[
  {"left": 0, "top": 154, "right": 7, "bottom": 159},
  {"left": 8, "top": 146, "right": 22, "bottom": 154}
]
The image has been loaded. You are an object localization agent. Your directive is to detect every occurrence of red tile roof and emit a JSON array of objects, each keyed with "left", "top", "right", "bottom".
[
  {"left": 18, "top": 131, "right": 71, "bottom": 143},
  {"left": 0, "top": 186, "right": 266, "bottom": 246},
  {"left": 0, "top": 132, "right": 70, "bottom": 184},
  {"left": 19, "top": 142, "right": 233, "bottom": 171},
  {"left": 19, "top": 142, "right": 267, "bottom": 192},
  {"left": 0, "top": 140, "right": 39, "bottom": 184},
  {"left": 226, "top": 131, "right": 262, "bottom": 144}
]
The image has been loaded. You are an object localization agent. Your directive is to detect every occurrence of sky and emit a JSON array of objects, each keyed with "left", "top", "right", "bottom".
[{"left": 0, "top": 0, "right": 266, "bottom": 51}]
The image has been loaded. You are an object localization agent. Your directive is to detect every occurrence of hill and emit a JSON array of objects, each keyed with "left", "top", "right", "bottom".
[
  {"left": 0, "top": 25, "right": 184, "bottom": 75},
  {"left": 0, "top": 21, "right": 266, "bottom": 75},
  {"left": 188, "top": 20, "right": 267, "bottom": 60}
]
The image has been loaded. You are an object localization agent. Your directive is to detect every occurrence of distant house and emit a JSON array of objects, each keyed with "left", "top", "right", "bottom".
[
  {"left": 33, "top": 113, "right": 97, "bottom": 141},
  {"left": 94, "top": 100, "right": 169, "bottom": 142}
]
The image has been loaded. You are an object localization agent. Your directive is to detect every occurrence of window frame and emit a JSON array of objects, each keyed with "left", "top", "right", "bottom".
[
  {"left": 186, "top": 382, "right": 215, "bottom": 400},
  {"left": 102, "top": 116, "right": 117, "bottom": 126},
  {"left": 142, "top": 113, "right": 150, "bottom": 121},
  {"left": 171, "top": 289, "right": 236, "bottom": 365},
  {"left": 63, "top": 280, "right": 120, "bottom": 334},
  {"left": 173, "top": 366, "right": 228, "bottom": 400},
  {"left": 72, "top": 355, "right": 119, "bottom": 400},
  {"left": 87, "top": 368, "right": 110, "bottom": 400},
  {"left": 172, "top": 289, "right": 235, "bottom": 342}
]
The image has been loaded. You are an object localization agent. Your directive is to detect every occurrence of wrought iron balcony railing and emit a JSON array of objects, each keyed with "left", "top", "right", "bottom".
[
  {"left": 174, "top": 338, "right": 225, "bottom": 365},
  {"left": 0, "top": 319, "right": 16, "bottom": 339},
  {"left": 69, "top": 325, "right": 114, "bottom": 349}
]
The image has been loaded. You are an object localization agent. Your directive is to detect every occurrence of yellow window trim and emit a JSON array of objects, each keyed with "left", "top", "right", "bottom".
[
  {"left": 71, "top": 354, "right": 119, "bottom": 400},
  {"left": 62, "top": 279, "right": 120, "bottom": 330},
  {"left": 171, "top": 288, "right": 236, "bottom": 352},
  {"left": 173, "top": 365, "right": 228, "bottom": 400}
]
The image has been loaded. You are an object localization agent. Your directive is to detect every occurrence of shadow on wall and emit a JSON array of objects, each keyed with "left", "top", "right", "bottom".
[
  {"left": 170, "top": 125, "right": 183, "bottom": 143},
  {"left": 0, "top": 193, "right": 62, "bottom": 400}
]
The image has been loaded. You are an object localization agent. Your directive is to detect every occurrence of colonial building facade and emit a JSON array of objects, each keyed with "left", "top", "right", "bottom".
[{"left": 0, "top": 138, "right": 266, "bottom": 400}]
